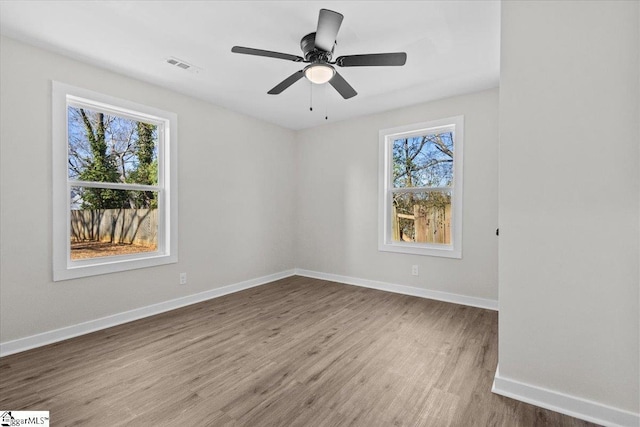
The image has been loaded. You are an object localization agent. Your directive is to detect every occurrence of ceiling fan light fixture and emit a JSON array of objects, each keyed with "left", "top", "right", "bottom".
[{"left": 304, "top": 63, "right": 335, "bottom": 84}]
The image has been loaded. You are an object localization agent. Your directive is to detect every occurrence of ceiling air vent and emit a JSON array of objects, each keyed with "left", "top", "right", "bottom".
[{"left": 166, "top": 57, "right": 197, "bottom": 71}]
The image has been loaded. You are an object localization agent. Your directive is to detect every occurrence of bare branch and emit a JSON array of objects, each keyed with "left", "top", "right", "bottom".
[{"left": 432, "top": 134, "right": 453, "bottom": 158}]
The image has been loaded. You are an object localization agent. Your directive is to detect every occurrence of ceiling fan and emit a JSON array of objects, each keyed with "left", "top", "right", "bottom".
[{"left": 231, "top": 9, "right": 407, "bottom": 99}]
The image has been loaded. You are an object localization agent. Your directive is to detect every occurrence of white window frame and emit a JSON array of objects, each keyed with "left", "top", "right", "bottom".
[
  {"left": 52, "top": 81, "right": 178, "bottom": 281},
  {"left": 378, "top": 116, "right": 463, "bottom": 258}
]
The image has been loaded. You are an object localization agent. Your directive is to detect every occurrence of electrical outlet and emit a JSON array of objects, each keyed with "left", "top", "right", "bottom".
[
  {"left": 411, "top": 265, "right": 419, "bottom": 276},
  {"left": 179, "top": 272, "right": 187, "bottom": 285}
]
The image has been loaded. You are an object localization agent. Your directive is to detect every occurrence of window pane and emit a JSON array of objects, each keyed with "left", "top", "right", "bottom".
[
  {"left": 392, "top": 191, "right": 451, "bottom": 244},
  {"left": 70, "top": 187, "right": 158, "bottom": 260},
  {"left": 67, "top": 106, "right": 158, "bottom": 186},
  {"left": 392, "top": 132, "right": 453, "bottom": 188}
]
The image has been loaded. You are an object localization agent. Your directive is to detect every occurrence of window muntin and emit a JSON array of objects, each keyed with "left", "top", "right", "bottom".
[
  {"left": 53, "top": 82, "right": 178, "bottom": 280},
  {"left": 379, "top": 116, "right": 463, "bottom": 258}
]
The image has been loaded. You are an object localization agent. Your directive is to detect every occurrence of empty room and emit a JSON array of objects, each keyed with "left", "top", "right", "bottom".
[{"left": 0, "top": 1, "right": 638, "bottom": 426}]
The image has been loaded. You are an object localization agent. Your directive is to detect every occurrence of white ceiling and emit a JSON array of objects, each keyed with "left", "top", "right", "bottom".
[{"left": 0, "top": 1, "right": 500, "bottom": 130}]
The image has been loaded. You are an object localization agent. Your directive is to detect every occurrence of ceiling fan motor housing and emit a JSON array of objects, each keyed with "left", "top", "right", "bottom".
[{"left": 300, "top": 32, "right": 334, "bottom": 63}]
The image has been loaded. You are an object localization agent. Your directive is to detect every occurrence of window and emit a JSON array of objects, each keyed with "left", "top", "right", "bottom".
[
  {"left": 52, "top": 82, "right": 178, "bottom": 281},
  {"left": 378, "top": 116, "right": 463, "bottom": 258}
]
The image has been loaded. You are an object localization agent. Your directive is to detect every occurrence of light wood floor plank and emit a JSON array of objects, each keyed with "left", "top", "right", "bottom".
[{"left": 0, "top": 276, "right": 599, "bottom": 426}]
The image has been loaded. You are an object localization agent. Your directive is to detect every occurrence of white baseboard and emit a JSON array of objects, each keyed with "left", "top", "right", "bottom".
[
  {"left": 0, "top": 269, "right": 296, "bottom": 357},
  {"left": 5, "top": 270, "right": 635, "bottom": 427},
  {"left": 1, "top": 268, "right": 495, "bottom": 357},
  {"left": 294, "top": 268, "right": 498, "bottom": 311},
  {"left": 492, "top": 366, "right": 640, "bottom": 427}
]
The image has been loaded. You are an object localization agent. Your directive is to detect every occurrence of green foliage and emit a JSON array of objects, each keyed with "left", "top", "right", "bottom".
[
  {"left": 136, "top": 122, "right": 155, "bottom": 166},
  {"left": 77, "top": 109, "right": 128, "bottom": 209},
  {"left": 127, "top": 122, "right": 158, "bottom": 208},
  {"left": 69, "top": 107, "right": 158, "bottom": 210},
  {"left": 127, "top": 159, "right": 158, "bottom": 208}
]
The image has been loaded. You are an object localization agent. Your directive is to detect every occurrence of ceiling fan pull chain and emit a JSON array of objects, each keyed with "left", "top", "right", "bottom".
[
  {"left": 325, "top": 84, "right": 328, "bottom": 120},
  {"left": 309, "top": 82, "right": 313, "bottom": 111}
]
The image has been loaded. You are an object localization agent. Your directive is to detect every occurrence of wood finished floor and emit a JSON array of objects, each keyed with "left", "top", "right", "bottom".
[{"left": 0, "top": 276, "right": 599, "bottom": 426}]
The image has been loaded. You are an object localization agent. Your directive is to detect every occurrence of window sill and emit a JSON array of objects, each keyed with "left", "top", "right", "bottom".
[
  {"left": 378, "top": 242, "right": 461, "bottom": 259},
  {"left": 53, "top": 252, "right": 178, "bottom": 281}
]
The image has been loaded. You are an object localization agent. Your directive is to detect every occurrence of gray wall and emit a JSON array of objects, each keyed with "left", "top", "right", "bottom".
[
  {"left": 295, "top": 89, "right": 499, "bottom": 301},
  {"left": 498, "top": 0, "right": 639, "bottom": 413},
  {"left": 0, "top": 36, "right": 296, "bottom": 342}
]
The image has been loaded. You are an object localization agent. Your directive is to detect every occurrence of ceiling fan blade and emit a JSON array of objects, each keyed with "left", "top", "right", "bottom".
[
  {"left": 335, "top": 52, "right": 407, "bottom": 67},
  {"left": 268, "top": 70, "right": 305, "bottom": 95},
  {"left": 314, "top": 9, "right": 344, "bottom": 52},
  {"left": 231, "top": 46, "right": 303, "bottom": 62},
  {"left": 329, "top": 71, "right": 357, "bottom": 99}
]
